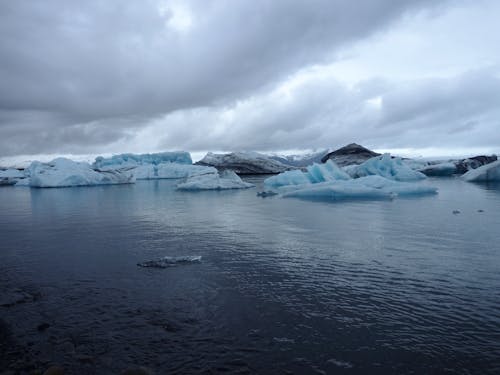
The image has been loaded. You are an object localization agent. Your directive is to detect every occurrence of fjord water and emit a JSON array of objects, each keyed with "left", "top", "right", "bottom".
[{"left": 1, "top": 177, "right": 499, "bottom": 374}]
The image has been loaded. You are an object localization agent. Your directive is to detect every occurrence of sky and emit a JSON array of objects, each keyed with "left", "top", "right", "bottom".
[{"left": 1, "top": 0, "right": 500, "bottom": 162}]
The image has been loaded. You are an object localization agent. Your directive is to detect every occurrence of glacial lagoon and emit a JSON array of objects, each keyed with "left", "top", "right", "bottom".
[{"left": 1, "top": 176, "right": 499, "bottom": 374}]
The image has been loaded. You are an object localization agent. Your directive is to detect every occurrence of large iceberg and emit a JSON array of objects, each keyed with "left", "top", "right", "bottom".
[
  {"left": 93, "top": 152, "right": 215, "bottom": 180},
  {"left": 93, "top": 151, "right": 192, "bottom": 169},
  {"left": 462, "top": 160, "right": 500, "bottom": 182},
  {"left": 281, "top": 176, "right": 437, "bottom": 201},
  {"left": 196, "top": 152, "right": 294, "bottom": 174},
  {"left": 348, "top": 154, "right": 426, "bottom": 181},
  {"left": 177, "top": 170, "right": 254, "bottom": 190},
  {"left": 131, "top": 163, "right": 216, "bottom": 180},
  {"left": 265, "top": 160, "right": 350, "bottom": 188},
  {"left": 25, "top": 158, "right": 135, "bottom": 188},
  {"left": 264, "top": 157, "right": 436, "bottom": 201}
]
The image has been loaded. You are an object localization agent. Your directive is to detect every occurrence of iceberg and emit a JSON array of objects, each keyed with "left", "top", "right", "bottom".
[
  {"left": 176, "top": 170, "right": 255, "bottom": 190},
  {"left": 137, "top": 255, "right": 202, "bottom": 268},
  {"left": 264, "top": 160, "right": 350, "bottom": 188},
  {"left": 348, "top": 154, "right": 426, "bottom": 181},
  {"left": 462, "top": 160, "right": 500, "bottom": 182},
  {"left": 93, "top": 151, "right": 192, "bottom": 169},
  {"left": 93, "top": 151, "right": 215, "bottom": 180},
  {"left": 26, "top": 158, "right": 135, "bottom": 188},
  {"left": 196, "top": 152, "right": 294, "bottom": 174},
  {"left": 0, "top": 168, "right": 25, "bottom": 186},
  {"left": 418, "top": 162, "right": 457, "bottom": 176},
  {"left": 131, "top": 163, "right": 217, "bottom": 180},
  {"left": 281, "top": 176, "right": 437, "bottom": 201}
]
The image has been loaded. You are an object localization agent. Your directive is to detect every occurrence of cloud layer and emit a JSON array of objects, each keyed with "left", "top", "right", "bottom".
[{"left": 1, "top": 0, "right": 499, "bottom": 157}]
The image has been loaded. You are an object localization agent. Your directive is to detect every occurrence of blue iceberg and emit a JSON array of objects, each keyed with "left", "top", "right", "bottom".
[
  {"left": 25, "top": 158, "right": 135, "bottom": 188},
  {"left": 348, "top": 154, "right": 426, "bottom": 181},
  {"left": 462, "top": 160, "right": 500, "bottom": 182},
  {"left": 177, "top": 170, "right": 254, "bottom": 190}
]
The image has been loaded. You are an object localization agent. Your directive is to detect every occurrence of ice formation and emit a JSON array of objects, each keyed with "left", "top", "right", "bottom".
[
  {"left": 92, "top": 152, "right": 215, "bottom": 180},
  {"left": 348, "top": 154, "right": 426, "bottom": 181},
  {"left": 281, "top": 176, "right": 437, "bottom": 201},
  {"left": 176, "top": 170, "right": 255, "bottom": 190},
  {"left": 462, "top": 160, "right": 500, "bottom": 182},
  {"left": 265, "top": 160, "right": 350, "bottom": 188},
  {"left": 25, "top": 158, "right": 135, "bottom": 188},
  {"left": 0, "top": 168, "right": 25, "bottom": 185},
  {"left": 137, "top": 255, "right": 202, "bottom": 268},
  {"left": 418, "top": 162, "right": 457, "bottom": 176},
  {"left": 93, "top": 151, "right": 192, "bottom": 169},
  {"left": 269, "top": 150, "right": 328, "bottom": 167},
  {"left": 131, "top": 163, "right": 216, "bottom": 180},
  {"left": 264, "top": 157, "right": 436, "bottom": 201},
  {"left": 196, "top": 152, "right": 294, "bottom": 174}
]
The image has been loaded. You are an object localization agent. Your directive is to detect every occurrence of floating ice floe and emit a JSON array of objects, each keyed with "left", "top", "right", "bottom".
[
  {"left": 196, "top": 151, "right": 294, "bottom": 174},
  {"left": 137, "top": 255, "right": 202, "bottom": 268},
  {"left": 176, "top": 170, "right": 255, "bottom": 190},
  {"left": 25, "top": 158, "right": 135, "bottom": 188},
  {"left": 462, "top": 160, "right": 500, "bottom": 182},
  {"left": 281, "top": 176, "right": 437, "bottom": 201},
  {"left": 264, "top": 156, "right": 437, "bottom": 201},
  {"left": 348, "top": 154, "right": 426, "bottom": 181}
]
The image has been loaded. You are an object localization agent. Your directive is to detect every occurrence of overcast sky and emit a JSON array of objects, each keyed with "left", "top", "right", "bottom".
[{"left": 1, "top": 0, "right": 499, "bottom": 160}]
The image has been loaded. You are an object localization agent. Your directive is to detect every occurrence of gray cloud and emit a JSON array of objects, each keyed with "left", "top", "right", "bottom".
[
  {"left": 150, "top": 68, "right": 500, "bottom": 152},
  {"left": 0, "top": 0, "right": 449, "bottom": 156}
]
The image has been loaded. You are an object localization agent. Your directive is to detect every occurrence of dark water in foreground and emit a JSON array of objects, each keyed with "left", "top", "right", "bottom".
[{"left": 1, "top": 177, "right": 499, "bottom": 374}]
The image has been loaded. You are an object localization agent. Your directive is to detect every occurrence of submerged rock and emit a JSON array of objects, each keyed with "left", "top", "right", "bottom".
[{"left": 320, "top": 143, "right": 380, "bottom": 167}]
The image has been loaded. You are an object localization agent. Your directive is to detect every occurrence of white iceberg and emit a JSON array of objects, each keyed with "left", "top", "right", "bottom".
[
  {"left": 282, "top": 176, "right": 437, "bottom": 201},
  {"left": 264, "top": 160, "right": 350, "bottom": 188},
  {"left": 93, "top": 151, "right": 192, "bottom": 169},
  {"left": 348, "top": 154, "right": 426, "bottom": 181},
  {"left": 176, "top": 170, "right": 255, "bottom": 190},
  {"left": 132, "top": 163, "right": 217, "bottom": 180},
  {"left": 26, "top": 158, "right": 135, "bottom": 188},
  {"left": 93, "top": 151, "right": 215, "bottom": 180},
  {"left": 196, "top": 152, "right": 294, "bottom": 174},
  {"left": 462, "top": 160, "right": 500, "bottom": 182}
]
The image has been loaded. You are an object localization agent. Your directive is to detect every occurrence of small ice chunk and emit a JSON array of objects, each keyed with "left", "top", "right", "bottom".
[{"left": 137, "top": 255, "right": 202, "bottom": 268}]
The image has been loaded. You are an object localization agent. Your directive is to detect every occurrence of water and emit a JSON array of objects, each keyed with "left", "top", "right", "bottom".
[{"left": 1, "top": 177, "right": 499, "bottom": 374}]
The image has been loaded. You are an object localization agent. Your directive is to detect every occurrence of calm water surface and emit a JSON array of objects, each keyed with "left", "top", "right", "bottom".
[{"left": 1, "top": 177, "right": 499, "bottom": 374}]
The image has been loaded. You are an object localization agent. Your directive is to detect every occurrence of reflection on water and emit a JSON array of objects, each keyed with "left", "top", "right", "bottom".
[{"left": 1, "top": 177, "right": 500, "bottom": 374}]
